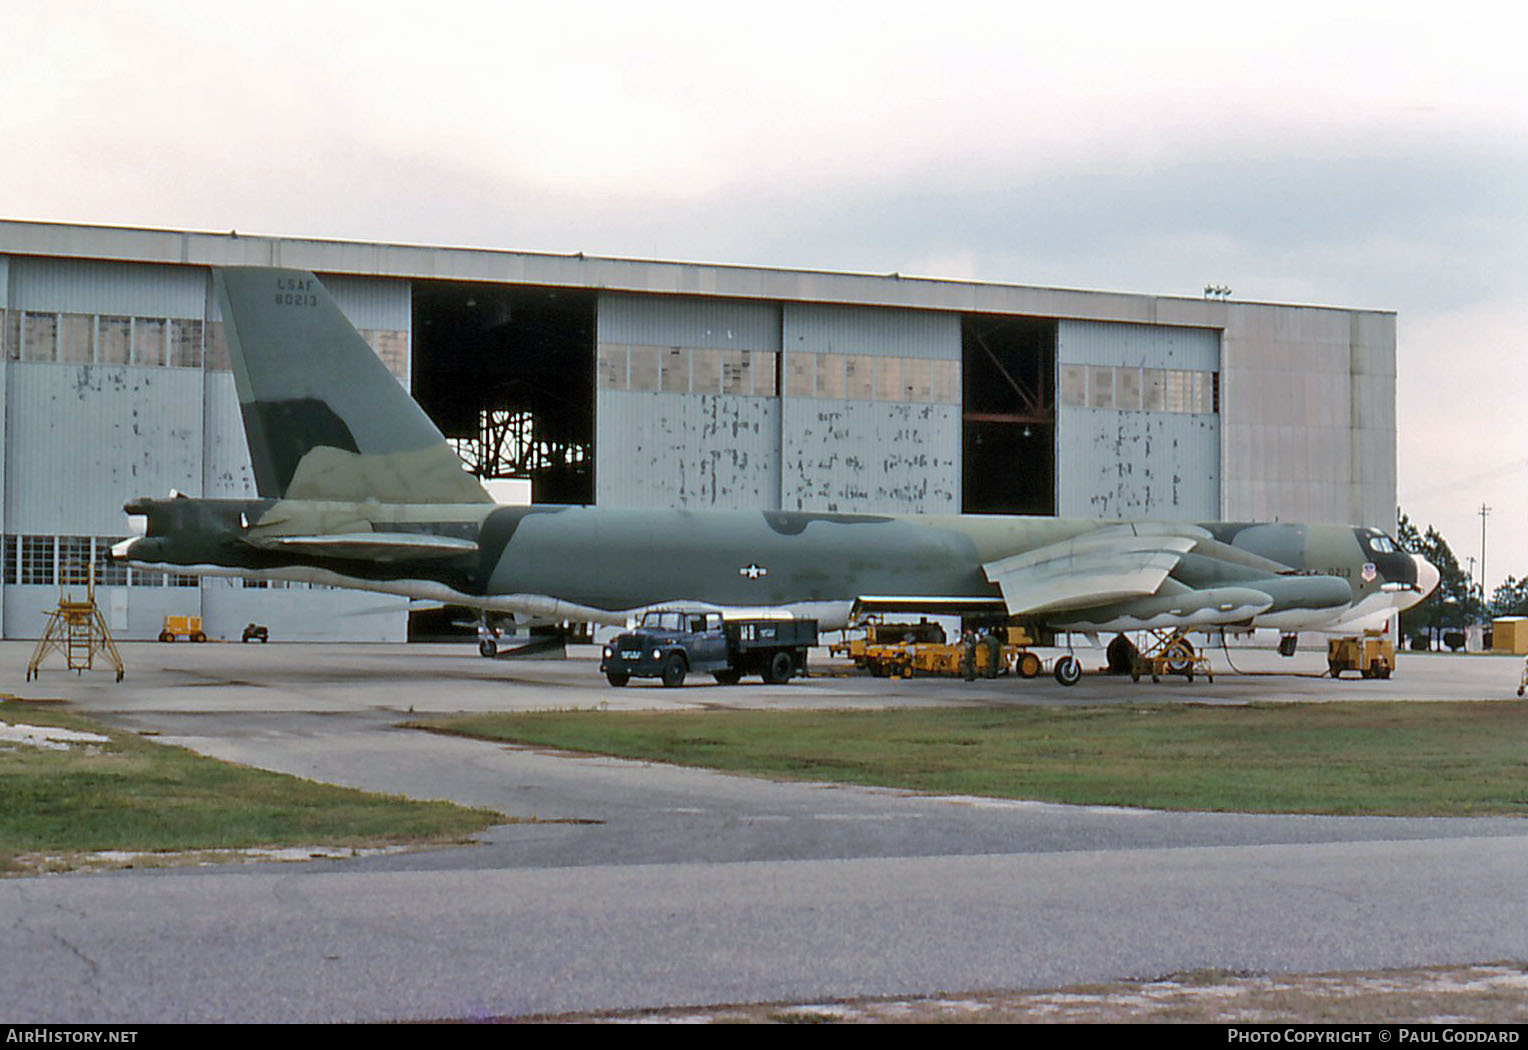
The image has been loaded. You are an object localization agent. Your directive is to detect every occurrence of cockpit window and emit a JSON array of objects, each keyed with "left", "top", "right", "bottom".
[{"left": 1368, "top": 535, "right": 1397, "bottom": 554}]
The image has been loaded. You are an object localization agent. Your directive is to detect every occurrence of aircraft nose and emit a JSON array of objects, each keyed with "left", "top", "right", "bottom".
[{"left": 1413, "top": 554, "right": 1440, "bottom": 601}]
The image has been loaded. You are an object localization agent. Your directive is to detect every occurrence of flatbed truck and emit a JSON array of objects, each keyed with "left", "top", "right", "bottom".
[{"left": 601, "top": 609, "right": 818, "bottom": 687}]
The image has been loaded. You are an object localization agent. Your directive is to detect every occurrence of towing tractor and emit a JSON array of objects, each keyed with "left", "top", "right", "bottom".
[{"left": 601, "top": 609, "right": 818, "bottom": 687}]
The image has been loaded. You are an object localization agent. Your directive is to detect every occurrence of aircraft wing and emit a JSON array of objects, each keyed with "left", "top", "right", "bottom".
[
  {"left": 982, "top": 523, "right": 1208, "bottom": 615},
  {"left": 980, "top": 522, "right": 1359, "bottom": 631}
]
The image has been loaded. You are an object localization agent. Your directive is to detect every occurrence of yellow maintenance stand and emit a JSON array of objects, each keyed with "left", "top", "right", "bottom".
[
  {"left": 25, "top": 569, "right": 124, "bottom": 683},
  {"left": 1127, "top": 629, "right": 1213, "bottom": 683}
]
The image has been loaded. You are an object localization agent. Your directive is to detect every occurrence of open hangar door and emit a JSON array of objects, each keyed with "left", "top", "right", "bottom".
[
  {"left": 962, "top": 315, "right": 1057, "bottom": 515},
  {"left": 411, "top": 280, "right": 597, "bottom": 503},
  {"left": 408, "top": 279, "right": 597, "bottom": 640}
]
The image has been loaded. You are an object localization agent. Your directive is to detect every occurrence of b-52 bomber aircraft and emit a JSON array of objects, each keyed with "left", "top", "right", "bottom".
[{"left": 114, "top": 268, "right": 1438, "bottom": 684}]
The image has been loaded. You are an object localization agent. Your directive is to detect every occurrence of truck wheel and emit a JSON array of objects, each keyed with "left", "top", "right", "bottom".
[
  {"left": 661, "top": 654, "right": 687, "bottom": 688},
  {"left": 713, "top": 669, "right": 742, "bottom": 685},
  {"left": 191, "top": 632, "right": 206, "bottom": 643},
  {"left": 1053, "top": 654, "right": 1081, "bottom": 687},
  {"left": 765, "top": 651, "right": 793, "bottom": 684},
  {"left": 606, "top": 670, "right": 629, "bottom": 687},
  {"left": 159, "top": 631, "right": 174, "bottom": 643}
]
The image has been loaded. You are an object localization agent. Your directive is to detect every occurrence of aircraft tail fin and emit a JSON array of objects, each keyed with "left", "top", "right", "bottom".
[{"left": 215, "top": 268, "right": 491, "bottom": 504}]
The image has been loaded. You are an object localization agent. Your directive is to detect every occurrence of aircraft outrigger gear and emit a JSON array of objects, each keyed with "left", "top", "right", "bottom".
[
  {"left": 1052, "top": 653, "right": 1082, "bottom": 686},
  {"left": 1052, "top": 634, "right": 1083, "bottom": 686},
  {"left": 1123, "top": 629, "right": 1212, "bottom": 683}
]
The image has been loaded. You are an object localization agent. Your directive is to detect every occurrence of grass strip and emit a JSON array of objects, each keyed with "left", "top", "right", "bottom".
[
  {"left": 416, "top": 701, "right": 1528, "bottom": 816},
  {"left": 0, "top": 700, "right": 502, "bottom": 872}
]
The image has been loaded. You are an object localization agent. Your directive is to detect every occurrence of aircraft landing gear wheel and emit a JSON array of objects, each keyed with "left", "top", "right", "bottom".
[
  {"left": 713, "top": 669, "right": 742, "bottom": 685},
  {"left": 660, "top": 654, "right": 687, "bottom": 688},
  {"left": 1017, "top": 651, "right": 1041, "bottom": 679},
  {"left": 765, "top": 650, "right": 793, "bottom": 684},
  {"left": 479, "top": 638, "right": 497, "bottom": 658},
  {"left": 1053, "top": 654, "right": 1082, "bottom": 687},
  {"left": 605, "top": 670, "right": 629, "bottom": 687},
  {"left": 1165, "top": 639, "right": 1194, "bottom": 676}
]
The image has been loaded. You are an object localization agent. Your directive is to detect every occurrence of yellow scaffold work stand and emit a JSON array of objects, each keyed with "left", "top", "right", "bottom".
[
  {"left": 25, "top": 569, "right": 124, "bottom": 683},
  {"left": 1131, "top": 629, "right": 1213, "bottom": 683}
]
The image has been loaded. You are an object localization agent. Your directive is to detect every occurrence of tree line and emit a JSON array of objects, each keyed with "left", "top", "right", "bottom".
[{"left": 1397, "top": 511, "right": 1528, "bottom": 642}]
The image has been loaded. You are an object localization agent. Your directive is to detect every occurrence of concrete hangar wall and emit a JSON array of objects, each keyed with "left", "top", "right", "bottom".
[{"left": 0, "top": 220, "right": 1396, "bottom": 641}]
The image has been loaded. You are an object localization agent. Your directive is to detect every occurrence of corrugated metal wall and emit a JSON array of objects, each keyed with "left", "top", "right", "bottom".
[
  {"left": 783, "top": 302, "right": 955, "bottom": 358},
  {"left": 1056, "top": 320, "right": 1221, "bottom": 520},
  {"left": 594, "top": 296, "right": 963, "bottom": 514},
  {"left": 202, "top": 372, "right": 256, "bottom": 499},
  {"left": 597, "top": 293, "right": 780, "bottom": 350},
  {"left": 595, "top": 293, "right": 783, "bottom": 509},
  {"left": 1218, "top": 306, "right": 1394, "bottom": 528},
  {"left": 0, "top": 256, "right": 410, "bottom": 640},
  {"left": 1347, "top": 312, "right": 1396, "bottom": 529},
  {"left": 10, "top": 257, "right": 206, "bottom": 318},
  {"left": 5, "top": 366, "right": 203, "bottom": 534},
  {"left": 780, "top": 303, "right": 960, "bottom": 513}
]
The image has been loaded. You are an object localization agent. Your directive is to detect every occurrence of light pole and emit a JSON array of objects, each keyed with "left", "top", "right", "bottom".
[{"left": 1480, "top": 503, "right": 1491, "bottom": 614}]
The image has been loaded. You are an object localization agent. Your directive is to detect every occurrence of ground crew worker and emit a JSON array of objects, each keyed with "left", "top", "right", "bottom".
[
  {"left": 960, "top": 629, "right": 977, "bottom": 681},
  {"left": 982, "top": 629, "right": 1002, "bottom": 678}
]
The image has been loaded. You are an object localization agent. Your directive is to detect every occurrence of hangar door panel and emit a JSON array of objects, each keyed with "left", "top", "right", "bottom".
[
  {"left": 596, "top": 294, "right": 781, "bottom": 509},
  {"left": 780, "top": 303, "right": 960, "bottom": 513},
  {"left": 1056, "top": 320, "right": 1220, "bottom": 521}
]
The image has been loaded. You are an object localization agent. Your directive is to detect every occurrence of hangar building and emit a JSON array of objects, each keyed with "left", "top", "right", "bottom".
[{"left": 0, "top": 220, "right": 1396, "bottom": 641}]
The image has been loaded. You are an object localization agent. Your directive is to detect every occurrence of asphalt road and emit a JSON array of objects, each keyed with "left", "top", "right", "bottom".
[{"left": 4, "top": 641, "right": 1527, "bottom": 1022}]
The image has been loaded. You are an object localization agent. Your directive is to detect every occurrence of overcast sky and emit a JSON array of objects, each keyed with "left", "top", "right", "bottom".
[{"left": 6, "top": 1, "right": 1526, "bottom": 591}]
